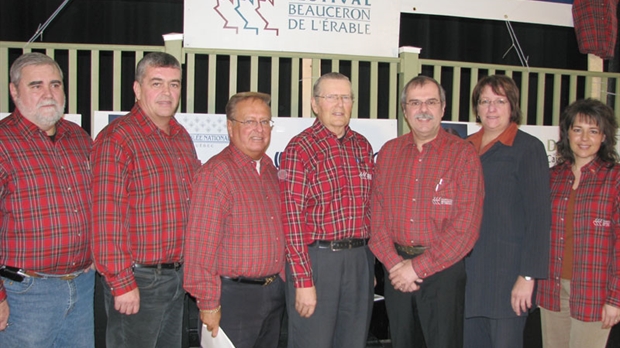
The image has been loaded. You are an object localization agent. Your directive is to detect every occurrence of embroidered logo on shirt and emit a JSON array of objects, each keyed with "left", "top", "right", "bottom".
[
  {"left": 593, "top": 218, "right": 611, "bottom": 227},
  {"left": 359, "top": 171, "right": 372, "bottom": 180},
  {"left": 432, "top": 197, "right": 453, "bottom": 206}
]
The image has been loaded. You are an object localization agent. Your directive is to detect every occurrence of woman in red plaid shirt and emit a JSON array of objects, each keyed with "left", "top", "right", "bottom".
[{"left": 537, "top": 98, "right": 620, "bottom": 348}]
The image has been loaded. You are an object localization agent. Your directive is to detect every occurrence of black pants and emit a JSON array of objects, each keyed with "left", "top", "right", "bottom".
[
  {"left": 286, "top": 245, "right": 374, "bottom": 348},
  {"left": 219, "top": 276, "right": 285, "bottom": 348},
  {"left": 384, "top": 254, "right": 466, "bottom": 348}
]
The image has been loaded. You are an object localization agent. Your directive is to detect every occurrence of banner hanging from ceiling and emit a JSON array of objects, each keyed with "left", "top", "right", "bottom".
[
  {"left": 184, "top": 0, "right": 401, "bottom": 57},
  {"left": 400, "top": 0, "right": 574, "bottom": 27}
]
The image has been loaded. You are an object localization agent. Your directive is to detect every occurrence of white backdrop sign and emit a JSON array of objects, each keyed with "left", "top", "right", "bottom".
[
  {"left": 184, "top": 0, "right": 401, "bottom": 57},
  {"left": 93, "top": 111, "right": 397, "bottom": 165}
]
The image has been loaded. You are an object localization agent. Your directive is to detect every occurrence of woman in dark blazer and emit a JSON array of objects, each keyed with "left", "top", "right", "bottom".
[{"left": 464, "top": 75, "right": 551, "bottom": 348}]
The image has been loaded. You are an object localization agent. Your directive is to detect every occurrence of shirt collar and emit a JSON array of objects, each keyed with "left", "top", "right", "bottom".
[
  {"left": 310, "top": 118, "right": 353, "bottom": 141},
  {"left": 131, "top": 103, "right": 183, "bottom": 137},
  {"left": 406, "top": 126, "right": 450, "bottom": 151},
  {"left": 468, "top": 122, "right": 518, "bottom": 155},
  {"left": 229, "top": 143, "right": 271, "bottom": 170},
  {"left": 11, "top": 108, "right": 74, "bottom": 139}
]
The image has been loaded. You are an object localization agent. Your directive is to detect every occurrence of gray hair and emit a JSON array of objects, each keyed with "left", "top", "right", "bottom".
[
  {"left": 225, "top": 92, "right": 271, "bottom": 120},
  {"left": 135, "top": 52, "right": 181, "bottom": 83},
  {"left": 10, "top": 52, "right": 64, "bottom": 87},
  {"left": 400, "top": 75, "right": 446, "bottom": 106},
  {"left": 312, "top": 72, "right": 352, "bottom": 98}
]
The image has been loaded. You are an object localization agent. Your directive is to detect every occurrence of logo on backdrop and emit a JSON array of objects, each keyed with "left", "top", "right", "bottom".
[
  {"left": 213, "top": 0, "right": 373, "bottom": 36},
  {"left": 214, "top": 0, "right": 280, "bottom": 35}
]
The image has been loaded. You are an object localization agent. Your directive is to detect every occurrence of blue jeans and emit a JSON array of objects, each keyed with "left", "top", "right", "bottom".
[
  {"left": 103, "top": 266, "right": 185, "bottom": 348},
  {"left": 0, "top": 270, "right": 95, "bottom": 347}
]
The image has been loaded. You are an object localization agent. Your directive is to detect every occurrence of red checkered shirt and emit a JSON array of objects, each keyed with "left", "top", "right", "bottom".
[
  {"left": 369, "top": 129, "right": 484, "bottom": 278},
  {"left": 280, "top": 120, "right": 374, "bottom": 288},
  {"left": 184, "top": 145, "right": 285, "bottom": 309},
  {"left": 572, "top": 0, "right": 618, "bottom": 59},
  {"left": 92, "top": 104, "right": 200, "bottom": 296},
  {"left": 0, "top": 110, "right": 93, "bottom": 301},
  {"left": 537, "top": 159, "right": 620, "bottom": 321}
]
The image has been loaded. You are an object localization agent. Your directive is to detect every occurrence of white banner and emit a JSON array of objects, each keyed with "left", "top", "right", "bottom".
[
  {"left": 184, "top": 0, "right": 401, "bottom": 57},
  {"left": 93, "top": 112, "right": 397, "bottom": 165},
  {"left": 401, "top": 0, "right": 573, "bottom": 27}
]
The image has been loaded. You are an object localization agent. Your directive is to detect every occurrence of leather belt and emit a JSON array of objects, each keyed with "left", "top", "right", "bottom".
[
  {"left": 309, "top": 238, "right": 369, "bottom": 251},
  {"left": 395, "top": 244, "right": 427, "bottom": 256},
  {"left": 221, "top": 275, "right": 278, "bottom": 286},
  {"left": 22, "top": 269, "right": 84, "bottom": 281},
  {"left": 133, "top": 262, "right": 183, "bottom": 271}
]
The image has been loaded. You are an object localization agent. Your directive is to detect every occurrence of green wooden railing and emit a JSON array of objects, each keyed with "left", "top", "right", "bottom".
[{"left": 1, "top": 40, "right": 618, "bottom": 136}]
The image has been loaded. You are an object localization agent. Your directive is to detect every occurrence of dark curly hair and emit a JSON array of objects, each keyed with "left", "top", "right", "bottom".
[{"left": 556, "top": 98, "right": 619, "bottom": 165}]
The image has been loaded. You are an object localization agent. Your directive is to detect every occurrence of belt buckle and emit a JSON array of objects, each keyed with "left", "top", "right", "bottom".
[
  {"left": 60, "top": 274, "right": 78, "bottom": 281},
  {"left": 263, "top": 275, "right": 276, "bottom": 286}
]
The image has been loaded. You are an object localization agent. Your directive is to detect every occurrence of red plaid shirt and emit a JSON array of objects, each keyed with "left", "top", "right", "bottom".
[
  {"left": 572, "top": 0, "right": 618, "bottom": 59},
  {"left": 369, "top": 129, "right": 484, "bottom": 278},
  {"left": 537, "top": 159, "right": 620, "bottom": 321},
  {"left": 280, "top": 120, "right": 374, "bottom": 288},
  {"left": 0, "top": 111, "right": 92, "bottom": 301},
  {"left": 184, "top": 145, "right": 285, "bottom": 309},
  {"left": 92, "top": 104, "right": 200, "bottom": 296}
]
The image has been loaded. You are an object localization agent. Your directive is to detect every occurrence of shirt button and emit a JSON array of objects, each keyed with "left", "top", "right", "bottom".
[
  {"left": 415, "top": 178, "right": 419, "bottom": 182},
  {"left": 67, "top": 187, "right": 72, "bottom": 191},
  {"left": 418, "top": 158, "right": 422, "bottom": 162},
  {"left": 410, "top": 219, "right": 414, "bottom": 223},
  {"left": 412, "top": 198, "right": 416, "bottom": 202}
]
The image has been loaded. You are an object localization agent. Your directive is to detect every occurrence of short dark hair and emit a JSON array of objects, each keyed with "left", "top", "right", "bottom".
[
  {"left": 135, "top": 52, "right": 181, "bottom": 83},
  {"left": 471, "top": 75, "right": 522, "bottom": 124},
  {"left": 400, "top": 75, "right": 446, "bottom": 107},
  {"left": 225, "top": 92, "right": 271, "bottom": 120},
  {"left": 556, "top": 98, "right": 619, "bottom": 165},
  {"left": 10, "top": 52, "right": 63, "bottom": 87}
]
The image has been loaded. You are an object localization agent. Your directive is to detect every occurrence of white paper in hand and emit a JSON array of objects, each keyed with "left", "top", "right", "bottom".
[{"left": 201, "top": 324, "right": 235, "bottom": 348}]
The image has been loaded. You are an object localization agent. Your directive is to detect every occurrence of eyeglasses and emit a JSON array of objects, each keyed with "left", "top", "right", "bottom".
[
  {"left": 405, "top": 99, "right": 442, "bottom": 109},
  {"left": 478, "top": 99, "right": 508, "bottom": 107},
  {"left": 230, "top": 118, "right": 275, "bottom": 128},
  {"left": 315, "top": 94, "right": 354, "bottom": 104}
]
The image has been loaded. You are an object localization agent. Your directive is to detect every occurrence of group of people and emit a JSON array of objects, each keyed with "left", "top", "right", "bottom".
[{"left": 0, "top": 51, "right": 617, "bottom": 348}]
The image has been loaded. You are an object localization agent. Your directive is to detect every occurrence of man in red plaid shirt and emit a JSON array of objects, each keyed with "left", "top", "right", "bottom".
[
  {"left": 280, "top": 72, "right": 375, "bottom": 348},
  {"left": 92, "top": 52, "right": 200, "bottom": 347},
  {"left": 185, "top": 92, "right": 286, "bottom": 348},
  {"left": 0, "top": 52, "right": 94, "bottom": 347},
  {"left": 369, "top": 76, "right": 484, "bottom": 348}
]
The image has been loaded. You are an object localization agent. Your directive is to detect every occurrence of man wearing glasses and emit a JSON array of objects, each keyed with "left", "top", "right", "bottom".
[
  {"left": 280, "top": 72, "right": 375, "bottom": 347},
  {"left": 184, "top": 92, "right": 286, "bottom": 348},
  {"left": 369, "top": 75, "right": 484, "bottom": 348}
]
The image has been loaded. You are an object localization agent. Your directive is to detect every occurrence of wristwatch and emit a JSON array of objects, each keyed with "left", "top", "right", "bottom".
[{"left": 523, "top": 276, "right": 533, "bottom": 281}]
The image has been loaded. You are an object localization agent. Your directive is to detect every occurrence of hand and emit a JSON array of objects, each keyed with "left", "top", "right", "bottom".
[
  {"left": 0, "top": 300, "right": 9, "bottom": 331},
  {"left": 388, "top": 260, "right": 422, "bottom": 292},
  {"left": 200, "top": 308, "right": 222, "bottom": 337},
  {"left": 84, "top": 264, "right": 96, "bottom": 273},
  {"left": 511, "top": 276, "right": 535, "bottom": 316},
  {"left": 114, "top": 288, "right": 140, "bottom": 315},
  {"left": 601, "top": 304, "right": 620, "bottom": 329},
  {"left": 295, "top": 286, "right": 317, "bottom": 318}
]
